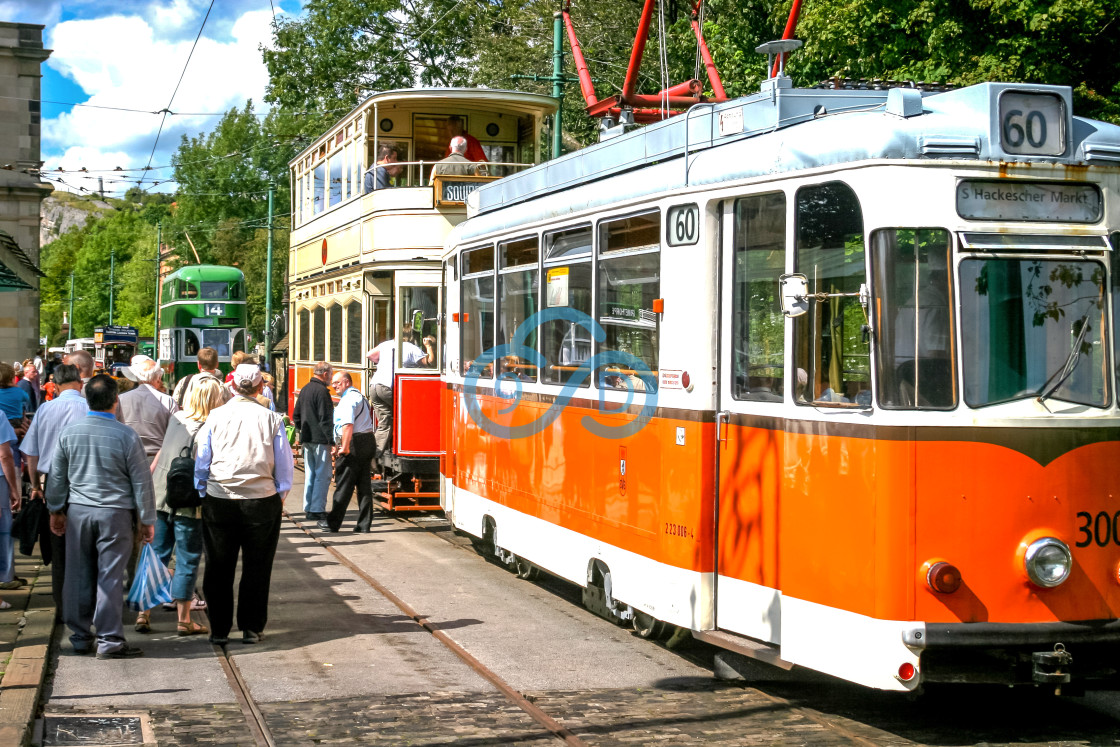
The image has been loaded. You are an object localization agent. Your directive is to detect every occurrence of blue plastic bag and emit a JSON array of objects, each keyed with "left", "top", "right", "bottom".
[{"left": 126, "top": 543, "right": 174, "bottom": 612}]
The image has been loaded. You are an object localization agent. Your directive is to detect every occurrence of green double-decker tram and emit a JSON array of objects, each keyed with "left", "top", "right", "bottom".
[{"left": 158, "top": 265, "right": 247, "bottom": 381}]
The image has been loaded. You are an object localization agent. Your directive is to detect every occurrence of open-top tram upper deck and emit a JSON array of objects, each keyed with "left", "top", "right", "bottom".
[{"left": 441, "top": 76, "right": 1120, "bottom": 692}]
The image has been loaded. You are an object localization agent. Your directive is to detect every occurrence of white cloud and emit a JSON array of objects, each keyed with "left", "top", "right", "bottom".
[{"left": 41, "top": 8, "right": 277, "bottom": 191}]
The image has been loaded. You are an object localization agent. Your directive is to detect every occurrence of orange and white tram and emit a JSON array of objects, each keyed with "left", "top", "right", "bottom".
[
  {"left": 286, "top": 88, "right": 556, "bottom": 506},
  {"left": 440, "top": 72, "right": 1120, "bottom": 691}
]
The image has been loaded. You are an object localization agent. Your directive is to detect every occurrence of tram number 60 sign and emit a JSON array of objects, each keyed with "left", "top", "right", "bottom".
[
  {"left": 667, "top": 204, "right": 699, "bottom": 247},
  {"left": 999, "top": 92, "right": 1064, "bottom": 156}
]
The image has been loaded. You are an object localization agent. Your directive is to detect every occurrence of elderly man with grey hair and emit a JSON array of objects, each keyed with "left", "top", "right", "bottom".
[
  {"left": 430, "top": 135, "right": 481, "bottom": 182},
  {"left": 117, "top": 355, "right": 178, "bottom": 462}
]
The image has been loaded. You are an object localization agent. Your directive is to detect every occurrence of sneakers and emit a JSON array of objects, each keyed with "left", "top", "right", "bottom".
[
  {"left": 96, "top": 645, "right": 144, "bottom": 660},
  {"left": 242, "top": 630, "right": 262, "bottom": 644}
]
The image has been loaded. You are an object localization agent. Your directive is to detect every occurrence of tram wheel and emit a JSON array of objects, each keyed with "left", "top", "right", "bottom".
[
  {"left": 514, "top": 556, "right": 539, "bottom": 581},
  {"left": 631, "top": 610, "right": 665, "bottom": 639}
]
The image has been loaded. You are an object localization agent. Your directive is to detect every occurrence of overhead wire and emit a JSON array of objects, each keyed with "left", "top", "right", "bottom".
[{"left": 138, "top": 0, "right": 217, "bottom": 190}]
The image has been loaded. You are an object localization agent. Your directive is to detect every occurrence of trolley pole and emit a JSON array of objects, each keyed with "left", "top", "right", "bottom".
[
  {"left": 264, "top": 182, "right": 274, "bottom": 364},
  {"left": 154, "top": 220, "right": 161, "bottom": 347},
  {"left": 108, "top": 246, "right": 115, "bottom": 326}
]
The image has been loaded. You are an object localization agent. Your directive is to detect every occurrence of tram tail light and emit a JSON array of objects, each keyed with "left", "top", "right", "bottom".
[
  {"left": 897, "top": 662, "right": 917, "bottom": 682},
  {"left": 926, "top": 561, "right": 962, "bottom": 594},
  {"left": 452, "top": 313, "right": 459, "bottom": 322}
]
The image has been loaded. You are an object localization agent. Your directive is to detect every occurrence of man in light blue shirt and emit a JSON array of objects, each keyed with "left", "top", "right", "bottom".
[
  {"left": 20, "top": 363, "right": 88, "bottom": 610},
  {"left": 319, "top": 371, "right": 375, "bottom": 533},
  {"left": 46, "top": 374, "right": 155, "bottom": 659}
]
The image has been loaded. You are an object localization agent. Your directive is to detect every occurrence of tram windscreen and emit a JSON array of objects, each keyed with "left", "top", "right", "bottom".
[
  {"left": 200, "top": 282, "right": 228, "bottom": 300},
  {"left": 201, "top": 329, "right": 231, "bottom": 357},
  {"left": 960, "top": 258, "right": 1107, "bottom": 407}
]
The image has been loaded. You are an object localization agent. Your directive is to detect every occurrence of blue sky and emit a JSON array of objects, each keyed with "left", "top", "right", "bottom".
[{"left": 0, "top": 0, "right": 303, "bottom": 195}]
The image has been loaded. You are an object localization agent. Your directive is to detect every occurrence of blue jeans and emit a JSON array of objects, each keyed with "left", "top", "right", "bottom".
[
  {"left": 152, "top": 510, "right": 203, "bottom": 602},
  {"left": 302, "top": 443, "right": 332, "bottom": 514}
]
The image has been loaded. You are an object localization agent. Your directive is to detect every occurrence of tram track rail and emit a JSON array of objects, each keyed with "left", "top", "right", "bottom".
[{"left": 282, "top": 509, "right": 590, "bottom": 747}]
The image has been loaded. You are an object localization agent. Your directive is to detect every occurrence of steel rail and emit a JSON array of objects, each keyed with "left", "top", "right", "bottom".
[
  {"left": 196, "top": 608, "right": 276, "bottom": 747},
  {"left": 284, "top": 511, "right": 590, "bottom": 747}
]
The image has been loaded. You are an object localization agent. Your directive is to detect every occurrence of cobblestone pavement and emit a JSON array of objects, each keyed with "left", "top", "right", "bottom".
[{"left": 42, "top": 678, "right": 1120, "bottom": 746}]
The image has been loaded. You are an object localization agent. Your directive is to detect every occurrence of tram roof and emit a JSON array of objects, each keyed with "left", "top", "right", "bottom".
[
  {"left": 162, "top": 264, "right": 245, "bottom": 283},
  {"left": 461, "top": 80, "right": 1120, "bottom": 233},
  {"left": 289, "top": 87, "right": 559, "bottom": 168}
]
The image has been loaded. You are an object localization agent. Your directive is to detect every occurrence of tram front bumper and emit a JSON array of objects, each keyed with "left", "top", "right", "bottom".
[{"left": 903, "top": 620, "right": 1120, "bottom": 687}]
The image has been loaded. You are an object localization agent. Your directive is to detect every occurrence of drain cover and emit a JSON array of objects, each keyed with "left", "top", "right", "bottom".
[{"left": 42, "top": 714, "right": 153, "bottom": 746}]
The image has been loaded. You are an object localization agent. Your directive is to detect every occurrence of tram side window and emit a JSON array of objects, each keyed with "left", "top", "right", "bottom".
[
  {"left": 794, "top": 182, "right": 870, "bottom": 406},
  {"left": 597, "top": 212, "right": 660, "bottom": 391},
  {"left": 298, "top": 308, "right": 310, "bottom": 360},
  {"left": 329, "top": 153, "right": 343, "bottom": 208},
  {"left": 313, "top": 306, "right": 326, "bottom": 361},
  {"left": 183, "top": 329, "right": 200, "bottom": 357},
  {"left": 872, "top": 229, "right": 956, "bottom": 409},
  {"left": 462, "top": 246, "right": 495, "bottom": 377},
  {"left": 346, "top": 301, "right": 362, "bottom": 363},
  {"left": 178, "top": 281, "right": 198, "bottom": 299},
  {"left": 401, "top": 286, "right": 439, "bottom": 370},
  {"left": 542, "top": 226, "right": 593, "bottom": 387},
  {"left": 329, "top": 303, "right": 343, "bottom": 362},
  {"left": 498, "top": 237, "right": 539, "bottom": 381},
  {"left": 733, "top": 194, "right": 786, "bottom": 402},
  {"left": 313, "top": 161, "right": 326, "bottom": 215}
]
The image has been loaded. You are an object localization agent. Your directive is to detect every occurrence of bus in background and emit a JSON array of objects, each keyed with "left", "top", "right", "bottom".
[
  {"left": 287, "top": 88, "right": 556, "bottom": 510},
  {"left": 158, "top": 264, "right": 247, "bottom": 383},
  {"left": 93, "top": 325, "right": 138, "bottom": 372}
]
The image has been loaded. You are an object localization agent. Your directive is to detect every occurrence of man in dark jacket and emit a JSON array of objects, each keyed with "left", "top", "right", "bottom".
[{"left": 292, "top": 361, "right": 334, "bottom": 520}]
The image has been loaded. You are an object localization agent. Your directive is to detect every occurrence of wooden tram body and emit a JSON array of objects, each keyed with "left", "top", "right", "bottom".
[
  {"left": 158, "top": 264, "right": 247, "bottom": 382},
  {"left": 441, "top": 77, "right": 1120, "bottom": 691},
  {"left": 285, "top": 88, "right": 557, "bottom": 508}
]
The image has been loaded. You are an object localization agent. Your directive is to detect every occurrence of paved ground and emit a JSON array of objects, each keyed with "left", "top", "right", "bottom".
[{"left": 6, "top": 470, "right": 1119, "bottom": 746}]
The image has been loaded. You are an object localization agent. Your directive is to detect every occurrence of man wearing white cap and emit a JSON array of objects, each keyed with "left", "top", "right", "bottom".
[
  {"left": 117, "top": 355, "right": 177, "bottom": 462},
  {"left": 193, "top": 363, "right": 293, "bottom": 646}
]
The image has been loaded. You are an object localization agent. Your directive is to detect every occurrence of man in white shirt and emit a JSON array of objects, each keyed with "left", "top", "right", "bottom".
[
  {"left": 365, "top": 325, "right": 434, "bottom": 464},
  {"left": 318, "top": 372, "right": 377, "bottom": 534}
]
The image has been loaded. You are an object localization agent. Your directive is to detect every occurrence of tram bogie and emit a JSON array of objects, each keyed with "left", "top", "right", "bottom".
[{"left": 441, "top": 73, "right": 1120, "bottom": 692}]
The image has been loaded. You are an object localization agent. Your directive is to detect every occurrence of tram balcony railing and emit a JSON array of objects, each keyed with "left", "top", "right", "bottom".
[{"left": 377, "top": 160, "right": 536, "bottom": 188}]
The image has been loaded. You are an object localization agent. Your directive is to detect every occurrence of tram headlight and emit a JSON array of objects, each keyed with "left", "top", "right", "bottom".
[{"left": 1024, "top": 537, "right": 1072, "bottom": 588}]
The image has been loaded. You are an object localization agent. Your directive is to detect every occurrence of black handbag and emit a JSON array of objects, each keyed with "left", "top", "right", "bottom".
[{"left": 165, "top": 434, "right": 201, "bottom": 510}]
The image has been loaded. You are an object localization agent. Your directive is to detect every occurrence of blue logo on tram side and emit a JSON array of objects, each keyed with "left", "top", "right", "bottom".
[{"left": 462, "top": 307, "right": 658, "bottom": 440}]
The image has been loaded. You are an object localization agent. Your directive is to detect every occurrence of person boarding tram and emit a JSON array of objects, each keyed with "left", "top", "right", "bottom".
[{"left": 365, "top": 325, "right": 435, "bottom": 466}]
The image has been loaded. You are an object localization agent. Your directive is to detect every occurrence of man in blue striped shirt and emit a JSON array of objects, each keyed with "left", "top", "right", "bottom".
[{"left": 46, "top": 375, "right": 156, "bottom": 659}]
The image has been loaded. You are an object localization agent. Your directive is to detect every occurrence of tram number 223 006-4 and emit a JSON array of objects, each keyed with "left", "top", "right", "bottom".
[
  {"left": 1075, "top": 511, "right": 1120, "bottom": 548},
  {"left": 665, "top": 522, "right": 694, "bottom": 539}
]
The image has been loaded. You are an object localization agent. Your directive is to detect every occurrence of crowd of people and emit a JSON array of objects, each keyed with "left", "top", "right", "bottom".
[
  {"left": 2, "top": 337, "right": 420, "bottom": 660},
  {"left": 11, "top": 347, "right": 291, "bottom": 658}
]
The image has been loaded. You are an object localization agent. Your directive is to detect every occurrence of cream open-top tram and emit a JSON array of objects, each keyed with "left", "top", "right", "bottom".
[{"left": 287, "top": 88, "right": 557, "bottom": 508}]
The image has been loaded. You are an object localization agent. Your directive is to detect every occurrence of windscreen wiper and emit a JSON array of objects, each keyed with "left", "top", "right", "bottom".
[{"left": 1036, "top": 310, "right": 1092, "bottom": 410}]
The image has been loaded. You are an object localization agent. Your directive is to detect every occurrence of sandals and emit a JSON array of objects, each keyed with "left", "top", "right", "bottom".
[
  {"left": 134, "top": 612, "right": 151, "bottom": 633},
  {"left": 177, "top": 620, "right": 209, "bottom": 637}
]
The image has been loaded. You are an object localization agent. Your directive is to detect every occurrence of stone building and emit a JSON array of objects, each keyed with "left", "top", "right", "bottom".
[{"left": 0, "top": 22, "right": 50, "bottom": 363}]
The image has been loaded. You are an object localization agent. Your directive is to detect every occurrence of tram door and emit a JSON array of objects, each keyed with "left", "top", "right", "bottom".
[
  {"left": 392, "top": 270, "right": 443, "bottom": 458},
  {"left": 714, "top": 194, "right": 786, "bottom": 644}
]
